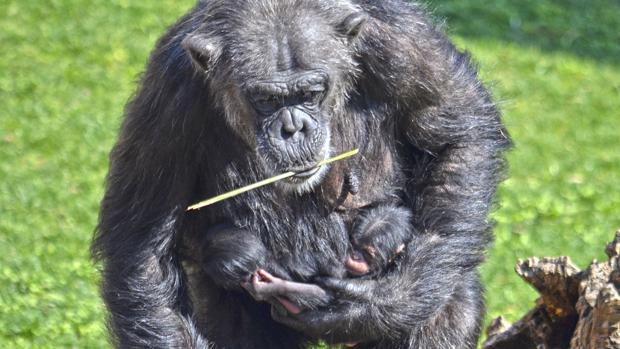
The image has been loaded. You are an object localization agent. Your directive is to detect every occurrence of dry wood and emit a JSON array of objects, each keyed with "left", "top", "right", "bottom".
[{"left": 483, "top": 230, "right": 620, "bottom": 349}]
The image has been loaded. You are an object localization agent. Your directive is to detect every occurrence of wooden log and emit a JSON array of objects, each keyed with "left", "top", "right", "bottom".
[{"left": 483, "top": 230, "right": 620, "bottom": 349}]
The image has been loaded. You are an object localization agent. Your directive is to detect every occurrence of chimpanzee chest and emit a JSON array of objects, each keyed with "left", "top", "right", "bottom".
[
  {"left": 322, "top": 150, "right": 402, "bottom": 224},
  {"left": 262, "top": 151, "right": 403, "bottom": 281}
]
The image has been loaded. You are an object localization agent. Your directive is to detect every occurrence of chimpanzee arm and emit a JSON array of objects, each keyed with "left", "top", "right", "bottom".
[
  {"left": 91, "top": 19, "right": 211, "bottom": 348},
  {"left": 274, "top": 112, "right": 509, "bottom": 348}
]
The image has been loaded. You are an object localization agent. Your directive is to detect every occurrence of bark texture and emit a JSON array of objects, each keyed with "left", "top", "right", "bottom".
[{"left": 484, "top": 230, "right": 620, "bottom": 349}]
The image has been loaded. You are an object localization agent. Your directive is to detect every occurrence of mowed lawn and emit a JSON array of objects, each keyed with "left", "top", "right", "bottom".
[{"left": 1, "top": 0, "right": 619, "bottom": 347}]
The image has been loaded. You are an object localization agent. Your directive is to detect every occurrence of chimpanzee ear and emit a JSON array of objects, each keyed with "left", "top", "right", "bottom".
[
  {"left": 181, "top": 33, "right": 221, "bottom": 72},
  {"left": 338, "top": 12, "right": 368, "bottom": 39}
]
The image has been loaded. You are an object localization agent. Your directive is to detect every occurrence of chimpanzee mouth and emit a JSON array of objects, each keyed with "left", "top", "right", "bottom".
[
  {"left": 272, "top": 136, "right": 331, "bottom": 193},
  {"left": 292, "top": 166, "right": 321, "bottom": 178},
  {"left": 282, "top": 162, "right": 328, "bottom": 188}
]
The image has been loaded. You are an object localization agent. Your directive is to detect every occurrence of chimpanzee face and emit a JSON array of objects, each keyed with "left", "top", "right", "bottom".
[
  {"left": 243, "top": 69, "right": 332, "bottom": 193},
  {"left": 182, "top": 3, "right": 366, "bottom": 193}
]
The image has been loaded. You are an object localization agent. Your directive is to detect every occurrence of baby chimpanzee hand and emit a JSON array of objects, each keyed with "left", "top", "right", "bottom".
[{"left": 346, "top": 206, "right": 412, "bottom": 276}]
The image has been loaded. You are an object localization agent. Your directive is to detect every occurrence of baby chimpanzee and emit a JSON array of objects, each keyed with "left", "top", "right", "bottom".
[
  {"left": 199, "top": 204, "right": 412, "bottom": 315},
  {"left": 345, "top": 205, "right": 411, "bottom": 277}
]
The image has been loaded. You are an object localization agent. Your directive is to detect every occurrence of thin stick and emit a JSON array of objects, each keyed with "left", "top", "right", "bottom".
[{"left": 186, "top": 149, "right": 359, "bottom": 211}]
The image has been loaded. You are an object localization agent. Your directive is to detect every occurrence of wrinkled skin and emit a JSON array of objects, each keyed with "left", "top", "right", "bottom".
[{"left": 92, "top": 1, "right": 511, "bottom": 348}]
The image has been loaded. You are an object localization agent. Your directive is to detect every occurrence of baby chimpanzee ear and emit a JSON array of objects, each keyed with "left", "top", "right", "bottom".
[
  {"left": 181, "top": 32, "right": 222, "bottom": 72},
  {"left": 338, "top": 12, "right": 368, "bottom": 39}
]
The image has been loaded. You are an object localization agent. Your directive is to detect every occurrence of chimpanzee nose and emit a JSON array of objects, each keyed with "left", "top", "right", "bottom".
[{"left": 269, "top": 108, "right": 317, "bottom": 142}]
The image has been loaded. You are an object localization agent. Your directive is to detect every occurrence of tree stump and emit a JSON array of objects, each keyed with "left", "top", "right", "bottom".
[{"left": 483, "top": 230, "right": 620, "bottom": 349}]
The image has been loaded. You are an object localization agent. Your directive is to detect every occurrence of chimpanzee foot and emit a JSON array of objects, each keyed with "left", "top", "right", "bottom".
[{"left": 241, "top": 269, "right": 330, "bottom": 314}]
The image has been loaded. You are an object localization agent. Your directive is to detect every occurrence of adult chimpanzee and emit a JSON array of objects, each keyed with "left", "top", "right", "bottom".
[{"left": 92, "top": 0, "right": 511, "bottom": 348}]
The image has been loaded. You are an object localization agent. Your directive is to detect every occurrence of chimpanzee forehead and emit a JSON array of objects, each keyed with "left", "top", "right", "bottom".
[
  {"left": 243, "top": 70, "right": 329, "bottom": 96},
  {"left": 227, "top": 7, "right": 346, "bottom": 80}
]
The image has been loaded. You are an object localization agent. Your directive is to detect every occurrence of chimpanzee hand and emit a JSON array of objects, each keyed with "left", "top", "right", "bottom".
[
  {"left": 346, "top": 205, "right": 411, "bottom": 276},
  {"left": 265, "top": 206, "right": 414, "bottom": 344},
  {"left": 270, "top": 276, "right": 383, "bottom": 345},
  {"left": 242, "top": 269, "right": 331, "bottom": 315},
  {"left": 271, "top": 234, "right": 472, "bottom": 346}
]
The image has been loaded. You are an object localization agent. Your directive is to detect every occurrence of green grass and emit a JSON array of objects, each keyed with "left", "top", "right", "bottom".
[{"left": 1, "top": 0, "right": 619, "bottom": 347}]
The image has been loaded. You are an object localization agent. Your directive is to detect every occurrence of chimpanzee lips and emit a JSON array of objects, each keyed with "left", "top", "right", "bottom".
[{"left": 293, "top": 166, "right": 321, "bottom": 178}]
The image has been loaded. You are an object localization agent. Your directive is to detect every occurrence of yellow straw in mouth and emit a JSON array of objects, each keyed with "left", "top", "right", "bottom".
[{"left": 186, "top": 149, "right": 359, "bottom": 211}]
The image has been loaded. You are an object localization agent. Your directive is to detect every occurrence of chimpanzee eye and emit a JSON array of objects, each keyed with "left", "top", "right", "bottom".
[
  {"left": 302, "top": 91, "right": 321, "bottom": 107},
  {"left": 253, "top": 95, "right": 281, "bottom": 114}
]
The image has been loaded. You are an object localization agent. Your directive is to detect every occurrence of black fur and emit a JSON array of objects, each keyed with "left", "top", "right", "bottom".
[
  {"left": 92, "top": 0, "right": 511, "bottom": 348},
  {"left": 348, "top": 205, "right": 412, "bottom": 275}
]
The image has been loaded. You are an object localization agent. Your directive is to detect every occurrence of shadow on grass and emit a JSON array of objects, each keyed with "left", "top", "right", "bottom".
[{"left": 427, "top": 0, "right": 620, "bottom": 64}]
